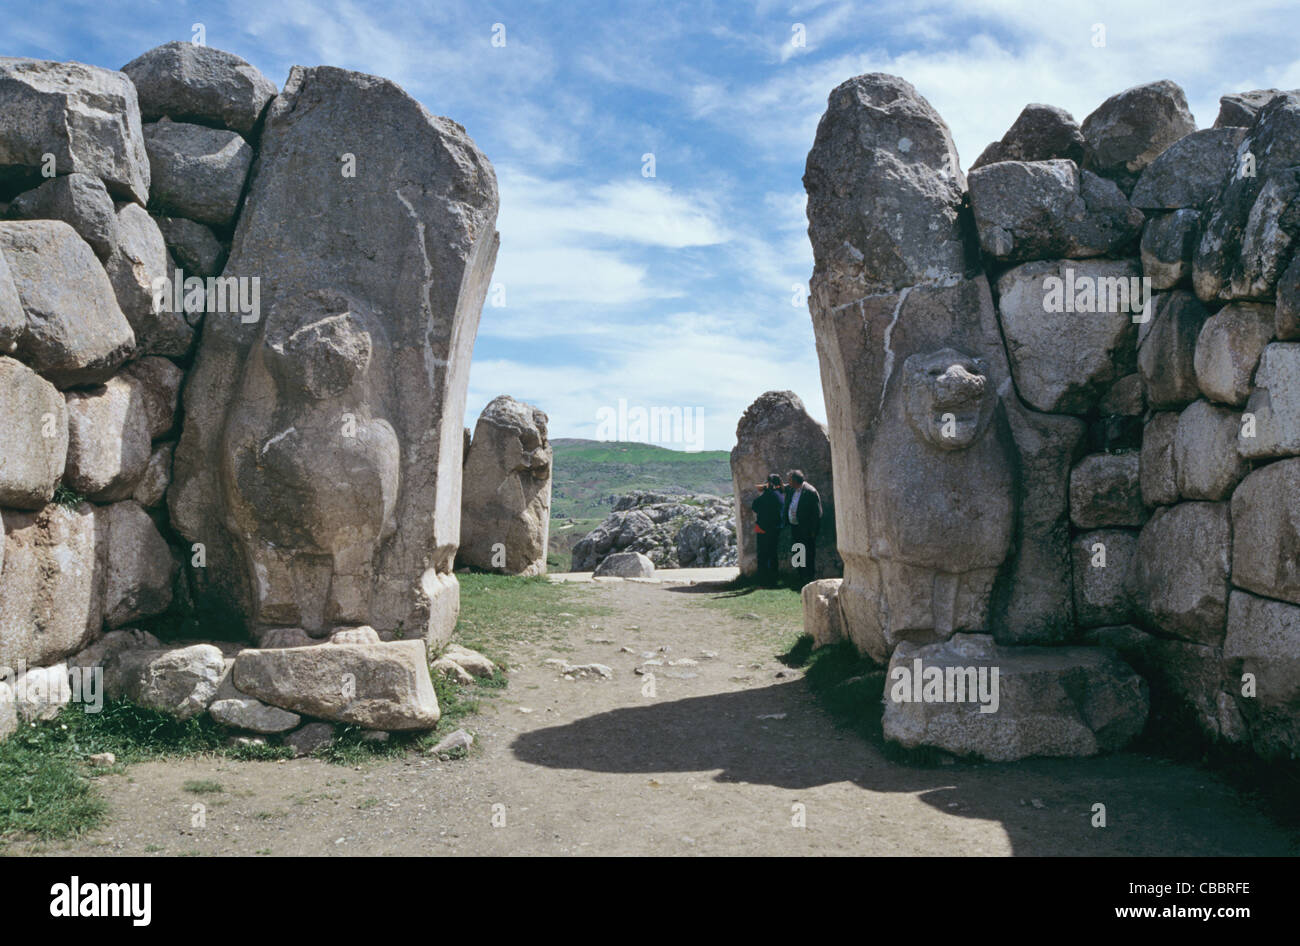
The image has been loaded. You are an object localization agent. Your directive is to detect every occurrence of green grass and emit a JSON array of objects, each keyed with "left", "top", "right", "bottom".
[
  {"left": 693, "top": 579, "right": 806, "bottom": 651},
  {"left": 182, "top": 779, "right": 224, "bottom": 794}
]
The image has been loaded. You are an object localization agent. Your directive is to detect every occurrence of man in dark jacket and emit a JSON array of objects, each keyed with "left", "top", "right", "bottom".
[
  {"left": 784, "top": 469, "right": 822, "bottom": 587},
  {"left": 751, "top": 473, "right": 785, "bottom": 587}
]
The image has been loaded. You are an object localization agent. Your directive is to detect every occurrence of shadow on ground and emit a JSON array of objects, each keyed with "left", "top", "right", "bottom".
[{"left": 511, "top": 678, "right": 1299, "bottom": 856}]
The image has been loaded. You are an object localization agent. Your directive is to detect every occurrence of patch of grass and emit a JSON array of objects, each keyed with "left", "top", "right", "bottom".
[
  {"left": 692, "top": 580, "right": 805, "bottom": 651},
  {"left": 0, "top": 722, "right": 107, "bottom": 842},
  {"left": 454, "top": 573, "right": 612, "bottom": 654},
  {"left": 182, "top": 779, "right": 224, "bottom": 794},
  {"left": 52, "top": 483, "right": 86, "bottom": 508}
]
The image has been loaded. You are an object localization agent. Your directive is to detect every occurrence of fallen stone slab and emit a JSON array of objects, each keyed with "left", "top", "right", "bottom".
[
  {"left": 232, "top": 640, "right": 440, "bottom": 730},
  {"left": 208, "top": 697, "right": 300, "bottom": 733},
  {"left": 882, "top": 633, "right": 1148, "bottom": 761}
]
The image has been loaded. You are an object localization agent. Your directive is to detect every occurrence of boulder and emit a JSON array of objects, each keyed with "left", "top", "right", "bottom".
[
  {"left": 1140, "top": 209, "right": 1199, "bottom": 289},
  {"left": 105, "top": 644, "right": 225, "bottom": 720},
  {"left": 207, "top": 697, "right": 300, "bottom": 733},
  {"left": 67, "top": 627, "right": 161, "bottom": 671},
  {"left": 882, "top": 634, "right": 1148, "bottom": 761},
  {"left": 1174, "top": 399, "right": 1249, "bottom": 501},
  {"left": 102, "top": 500, "right": 176, "bottom": 628},
  {"left": 458, "top": 395, "right": 552, "bottom": 575},
  {"left": 1133, "top": 502, "right": 1231, "bottom": 644},
  {"left": 803, "top": 73, "right": 967, "bottom": 302},
  {"left": 431, "top": 657, "right": 474, "bottom": 685},
  {"left": 0, "top": 356, "right": 67, "bottom": 509},
  {"left": 1275, "top": 252, "right": 1300, "bottom": 340},
  {"left": 970, "top": 103, "right": 1087, "bottom": 170},
  {"left": 730, "top": 390, "right": 838, "bottom": 580},
  {"left": 8, "top": 172, "right": 118, "bottom": 258},
  {"left": 0, "top": 684, "right": 15, "bottom": 742},
  {"left": 1215, "top": 89, "right": 1294, "bottom": 127},
  {"left": 442, "top": 643, "right": 496, "bottom": 678},
  {"left": 1193, "top": 302, "right": 1275, "bottom": 405},
  {"left": 121, "top": 356, "right": 183, "bottom": 439},
  {"left": 0, "top": 502, "right": 106, "bottom": 668},
  {"left": 1069, "top": 452, "right": 1144, "bottom": 528},
  {"left": 1081, "top": 80, "right": 1198, "bottom": 194},
  {"left": 1230, "top": 459, "right": 1300, "bottom": 604},
  {"left": 142, "top": 119, "right": 252, "bottom": 227},
  {"left": 1129, "top": 128, "right": 1244, "bottom": 210},
  {"left": 121, "top": 42, "right": 278, "bottom": 136},
  {"left": 284, "top": 721, "right": 335, "bottom": 757},
  {"left": 155, "top": 215, "right": 223, "bottom": 275},
  {"left": 0, "top": 244, "right": 23, "bottom": 355},
  {"left": 1239, "top": 342, "right": 1300, "bottom": 458},
  {"left": 1138, "top": 290, "right": 1209, "bottom": 409},
  {"left": 1224, "top": 590, "right": 1300, "bottom": 757},
  {"left": 1139, "top": 411, "right": 1180, "bottom": 506},
  {"left": 0, "top": 220, "right": 135, "bottom": 387},
  {"left": 329, "top": 625, "right": 380, "bottom": 645},
  {"left": 801, "top": 578, "right": 845, "bottom": 649},
  {"left": 1100, "top": 373, "right": 1146, "bottom": 416},
  {"left": 1193, "top": 94, "right": 1300, "bottom": 302},
  {"left": 1085, "top": 624, "right": 1245, "bottom": 743},
  {"left": 968, "top": 159, "right": 1143, "bottom": 263},
  {"left": 593, "top": 550, "right": 656, "bottom": 579},
  {"left": 63, "top": 375, "right": 152, "bottom": 502},
  {"left": 1072, "top": 529, "right": 1137, "bottom": 627},
  {"left": 13, "top": 663, "right": 72, "bottom": 722},
  {"left": 168, "top": 65, "right": 499, "bottom": 642},
  {"left": 570, "top": 492, "right": 736, "bottom": 571},
  {"left": 103, "top": 202, "right": 193, "bottom": 356},
  {"left": 232, "top": 640, "right": 440, "bottom": 730},
  {"left": 995, "top": 259, "right": 1141, "bottom": 413},
  {"left": 0, "top": 57, "right": 150, "bottom": 203},
  {"left": 132, "top": 443, "right": 173, "bottom": 508}
]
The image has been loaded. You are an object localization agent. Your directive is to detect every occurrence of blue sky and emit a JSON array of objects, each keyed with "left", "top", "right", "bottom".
[{"left": 15, "top": 0, "right": 1300, "bottom": 449}]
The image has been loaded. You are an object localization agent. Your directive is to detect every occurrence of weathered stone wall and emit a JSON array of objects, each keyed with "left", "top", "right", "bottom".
[
  {"left": 805, "top": 74, "right": 1300, "bottom": 762},
  {"left": 0, "top": 42, "right": 498, "bottom": 742}
]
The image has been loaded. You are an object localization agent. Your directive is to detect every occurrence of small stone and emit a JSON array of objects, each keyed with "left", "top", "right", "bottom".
[
  {"left": 88, "top": 752, "right": 116, "bottom": 767},
  {"left": 428, "top": 728, "right": 473, "bottom": 756}
]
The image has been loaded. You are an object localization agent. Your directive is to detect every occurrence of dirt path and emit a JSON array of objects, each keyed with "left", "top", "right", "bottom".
[{"left": 17, "top": 580, "right": 1298, "bottom": 856}]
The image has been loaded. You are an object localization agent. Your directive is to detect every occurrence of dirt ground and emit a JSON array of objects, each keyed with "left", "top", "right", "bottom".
[{"left": 16, "top": 580, "right": 1299, "bottom": 857}]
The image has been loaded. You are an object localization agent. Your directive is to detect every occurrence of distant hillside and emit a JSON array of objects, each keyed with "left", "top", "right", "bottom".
[
  {"left": 550, "top": 439, "right": 734, "bottom": 519},
  {"left": 547, "top": 439, "right": 734, "bottom": 569}
]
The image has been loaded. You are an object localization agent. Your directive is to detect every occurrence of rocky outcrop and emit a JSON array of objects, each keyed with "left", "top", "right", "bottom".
[
  {"left": 168, "top": 64, "right": 499, "bottom": 645},
  {"left": 459, "top": 395, "right": 552, "bottom": 576},
  {"left": 730, "top": 390, "right": 838, "bottom": 580},
  {"left": 570, "top": 491, "right": 736, "bottom": 572}
]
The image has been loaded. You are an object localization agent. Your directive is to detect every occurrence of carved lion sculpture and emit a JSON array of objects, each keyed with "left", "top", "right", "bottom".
[{"left": 864, "top": 347, "right": 1015, "bottom": 650}]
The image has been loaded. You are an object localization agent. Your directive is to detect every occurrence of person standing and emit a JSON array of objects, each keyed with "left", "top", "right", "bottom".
[
  {"left": 751, "top": 473, "right": 785, "bottom": 587},
  {"left": 785, "top": 469, "right": 822, "bottom": 587}
]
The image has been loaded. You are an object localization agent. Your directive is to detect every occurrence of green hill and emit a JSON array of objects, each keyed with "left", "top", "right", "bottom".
[{"left": 547, "top": 439, "right": 734, "bottom": 568}]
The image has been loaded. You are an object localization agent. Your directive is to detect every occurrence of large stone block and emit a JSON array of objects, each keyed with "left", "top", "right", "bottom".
[
  {"left": 971, "top": 103, "right": 1087, "bottom": 170},
  {"left": 8, "top": 172, "right": 118, "bottom": 259},
  {"left": 0, "top": 503, "right": 106, "bottom": 669},
  {"left": 0, "top": 220, "right": 135, "bottom": 387},
  {"left": 103, "top": 202, "right": 193, "bottom": 356},
  {"left": 1230, "top": 459, "right": 1300, "bottom": 604},
  {"left": 143, "top": 119, "right": 252, "bottom": 227},
  {"left": 1224, "top": 590, "right": 1300, "bottom": 758},
  {"left": 1072, "top": 529, "right": 1137, "bottom": 627},
  {"left": 1239, "top": 342, "right": 1300, "bottom": 457},
  {"left": 1138, "top": 290, "right": 1209, "bottom": 409},
  {"left": 232, "top": 640, "right": 439, "bottom": 730},
  {"left": 882, "top": 634, "right": 1148, "bottom": 761},
  {"left": 1173, "top": 399, "right": 1248, "bottom": 501},
  {"left": 730, "top": 390, "right": 838, "bottom": 580},
  {"left": 64, "top": 374, "right": 152, "bottom": 502},
  {"left": 459, "top": 395, "right": 552, "bottom": 576},
  {"left": 106, "top": 644, "right": 224, "bottom": 720},
  {"left": 1133, "top": 502, "right": 1231, "bottom": 644},
  {"left": 1193, "top": 302, "right": 1275, "bottom": 405},
  {"left": 803, "top": 73, "right": 967, "bottom": 302},
  {"left": 1139, "top": 411, "right": 1180, "bottom": 507},
  {"left": 0, "top": 356, "right": 67, "bottom": 509},
  {"left": 802, "top": 578, "right": 845, "bottom": 649},
  {"left": 122, "top": 42, "right": 277, "bottom": 136},
  {"left": 995, "top": 259, "right": 1141, "bottom": 413},
  {"left": 1070, "top": 452, "right": 1144, "bottom": 528},
  {"left": 103, "top": 500, "right": 176, "bottom": 628},
  {"left": 1140, "top": 209, "right": 1199, "bottom": 290},
  {"left": 1081, "top": 80, "right": 1197, "bottom": 194},
  {"left": 969, "top": 159, "right": 1142, "bottom": 263},
  {"left": 0, "top": 57, "right": 150, "bottom": 203},
  {"left": 1130, "top": 127, "right": 1244, "bottom": 210},
  {"left": 169, "top": 65, "right": 498, "bottom": 641}
]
